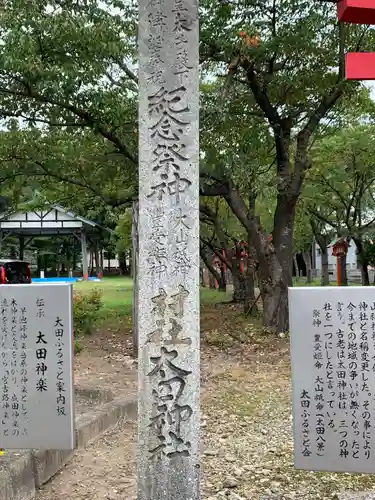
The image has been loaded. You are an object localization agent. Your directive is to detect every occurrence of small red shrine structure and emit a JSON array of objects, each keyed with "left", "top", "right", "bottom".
[{"left": 337, "top": 0, "right": 375, "bottom": 79}]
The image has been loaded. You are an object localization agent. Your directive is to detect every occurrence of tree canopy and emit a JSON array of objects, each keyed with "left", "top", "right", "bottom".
[{"left": 2, "top": 0, "right": 375, "bottom": 330}]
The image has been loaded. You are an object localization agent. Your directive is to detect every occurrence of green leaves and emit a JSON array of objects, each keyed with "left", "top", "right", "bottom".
[
  {"left": 305, "top": 124, "right": 375, "bottom": 237},
  {"left": 0, "top": 0, "right": 137, "bottom": 161},
  {"left": 0, "top": 126, "right": 137, "bottom": 211}
]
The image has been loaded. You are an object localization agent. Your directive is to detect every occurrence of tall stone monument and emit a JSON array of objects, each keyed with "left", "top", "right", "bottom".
[{"left": 138, "top": 0, "right": 200, "bottom": 498}]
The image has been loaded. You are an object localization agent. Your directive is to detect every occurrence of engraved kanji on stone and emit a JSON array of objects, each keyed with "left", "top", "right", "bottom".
[
  {"left": 147, "top": 173, "right": 191, "bottom": 202},
  {"left": 147, "top": 347, "right": 192, "bottom": 379},
  {"left": 165, "top": 317, "right": 191, "bottom": 345},
  {"left": 148, "top": 9, "right": 167, "bottom": 28},
  {"left": 146, "top": 319, "right": 165, "bottom": 344},
  {"left": 147, "top": 255, "right": 168, "bottom": 279},
  {"left": 167, "top": 172, "right": 191, "bottom": 203},
  {"left": 148, "top": 86, "right": 190, "bottom": 143},
  {"left": 148, "top": 86, "right": 189, "bottom": 116},
  {"left": 168, "top": 285, "right": 189, "bottom": 318},
  {"left": 152, "top": 143, "right": 189, "bottom": 178},
  {"left": 173, "top": 47, "right": 192, "bottom": 76},
  {"left": 172, "top": 241, "right": 191, "bottom": 277},
  {"left": 151, "top": 288, "right": 168, "bottom": 316}
]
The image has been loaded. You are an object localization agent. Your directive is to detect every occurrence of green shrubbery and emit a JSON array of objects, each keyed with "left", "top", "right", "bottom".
[{"left": 73, "top": 289, "right": 102, "bottom": 352}]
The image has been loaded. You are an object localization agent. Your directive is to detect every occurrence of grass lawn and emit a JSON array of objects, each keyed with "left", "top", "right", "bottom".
[
  {"left": 75, "top": 275, "right": 365, "bottom": 322},
  {"left": 74, "top": 276, "right": 231, "bottom": 322},
  {"left": 74, "top": 276, "right": 365, "bottom": 321},
  {"left": 293, "top": 278, "right": 361, "bottom": 286},
  {"left": 75, "top": 276, "right": 133, "bottom": 320}
]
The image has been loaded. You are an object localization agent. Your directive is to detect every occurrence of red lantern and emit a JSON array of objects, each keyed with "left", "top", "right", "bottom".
[{"left": 332, "top": 240, "right": 348, "bottom": 257}]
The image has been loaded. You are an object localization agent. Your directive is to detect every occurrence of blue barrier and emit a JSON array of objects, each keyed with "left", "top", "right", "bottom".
[{"left": 32, "top": 277, "right": 101, "bottom": 283}]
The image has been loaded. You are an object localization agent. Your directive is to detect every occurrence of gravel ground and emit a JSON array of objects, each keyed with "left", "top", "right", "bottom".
[
  {"left": 34, "top": 304, "right": 375, "bottom": 499},
  {"left": 35, "top": 419, "right": 137, "bottom": 500}
]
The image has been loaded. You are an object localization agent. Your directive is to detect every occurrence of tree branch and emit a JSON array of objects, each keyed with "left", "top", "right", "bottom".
[
  {"left": 308, "top": 207, "right": 338, "bottom": 229},
  {"left": 200, "top": 202, "right": 232, "bottom": 258},
  {"left": 200, "top": 181, "right": 229, "bottom": 197},
  {"left": 0, "top": 111, "right": 85, "bottom": 127},
  {"left": 0, "top": 83, "right": 137, "bottom": 163},
  {"left": 4, "top": 156, "right": 134, "bottom": 208},
  {"left": 241, "top": 58, "right": 281, "bottom": 128},
  {"left": 201, "top": 237, "right": 233, "bottom": 271},
  {"left": 200, "top": 242, "right": 222, "bottom": 283},
  {"left": 317, "top": 173, "right": 349, "bottom": 210},
  {"left": 112, "top": 58, "right": 138, "bottom": 83}
]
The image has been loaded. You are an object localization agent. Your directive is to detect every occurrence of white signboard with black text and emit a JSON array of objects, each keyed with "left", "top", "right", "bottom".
[
  {"left": 289, "top": 286, "right": 375, "bottom": 474},
  {"left": 0, "top": 283, "right": 74, "bottom": 449}
]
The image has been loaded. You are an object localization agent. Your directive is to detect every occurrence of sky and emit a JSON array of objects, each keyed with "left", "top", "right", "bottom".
[{"left": 367, "top": 82, "right": 375, "bottom": 100}]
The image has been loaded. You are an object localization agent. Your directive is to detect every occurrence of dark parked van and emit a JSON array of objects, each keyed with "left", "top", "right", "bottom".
[{"left": 0, "top": 260, "right": 32, "bottom": 284}]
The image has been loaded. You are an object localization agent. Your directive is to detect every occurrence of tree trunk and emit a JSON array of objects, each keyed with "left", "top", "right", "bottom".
[
  {"left": 232, "top": 258, "right": 246, "bottom": 302},
  {"left": 302, "top": 250, "right": 312, "bottom": 283},
  {"left": 243, "top": 274, "right": 258, "bottom": 316},
  {"left": 263, "top": 195, "right": 296, "bottom": 332},
  {"left": 352, "top": 237, "right": 370, "bottom": 286},
  {"left": 124, "top": 249, "right": 129, "bottom": 274},
  {"left": 201, "top": 241, "right": 232, "bottom": 291},
  {"left": 225, "top": 187, "right": 294, "bottom": 332},
  {"left": 118, "top": 251, "right": 127, "bottom": 275},
  {"left": 94, "top": 243, "right": 100, "bottom": 276},
  {"left": 200, "top": 247, "right": 223, "bottom": 290},
  {"left": 311, "top": 228, "right": 331, "bottom": 287},
  {"left": 122, "top": 249, "right": 128, "bottom": 275},
  {"left": 243, "top": 238, "right": 258, "bottom": 316},
  {"left": 65, "top": 242, "right": 71, "bottom": 276},
  {"left": 293, "top": 255, "right": 299, "bottom": 281},
  {"left": 37, "top": 254, "right": 42, "bottom": 275},
  {"left": 361, "top": 262, "right": 370, "bottom": 286},
  {"left": 219, "top": 264, "right": 227, "bottom": 292},
  {"left": 321, "top": 248, "right": 329, "bottom": 286},
  {"left": 258, "top": 250, "right": 289, "bottom": 333},
  {"left": 132, "top": 201, "right": 139, "bottom": 358}
]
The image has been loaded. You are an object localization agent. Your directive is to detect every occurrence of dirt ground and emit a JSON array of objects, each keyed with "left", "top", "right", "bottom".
[{"left": 35, "top": 304, "right": 375, "bottom": 500}]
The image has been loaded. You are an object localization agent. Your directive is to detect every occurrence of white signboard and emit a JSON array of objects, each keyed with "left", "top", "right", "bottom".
[
  {"left": 289, "top": 286, "right": 375, "bottom": 473},
  {"left": 0, "top": 283, "right": 74, "bottom": 449}
]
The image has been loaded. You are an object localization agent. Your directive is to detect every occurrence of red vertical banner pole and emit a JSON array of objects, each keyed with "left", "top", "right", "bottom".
[
  {"left": 240, "top": 259, "right": 244, "bottom": 274},
  {"left": 337, "top": 256, "right": 342, "bottom": 287},
  {"left": 213, "top": 255, "right": 218, "bottom": 289}
]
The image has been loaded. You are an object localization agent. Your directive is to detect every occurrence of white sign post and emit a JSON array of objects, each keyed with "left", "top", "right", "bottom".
[
  {"left": 0, "top": 283, "right": 74, "bottom": 450},
  {"left": 289, "top": 286, "right": 375, "bottom": 474}
]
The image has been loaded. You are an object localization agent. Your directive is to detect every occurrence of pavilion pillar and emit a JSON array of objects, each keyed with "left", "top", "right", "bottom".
[
  {"left": 19, "top": 235, "right": 25, "bottom": 260},
  {"left": 81, "top": 231, "right": 89, "bottom": 280}
]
